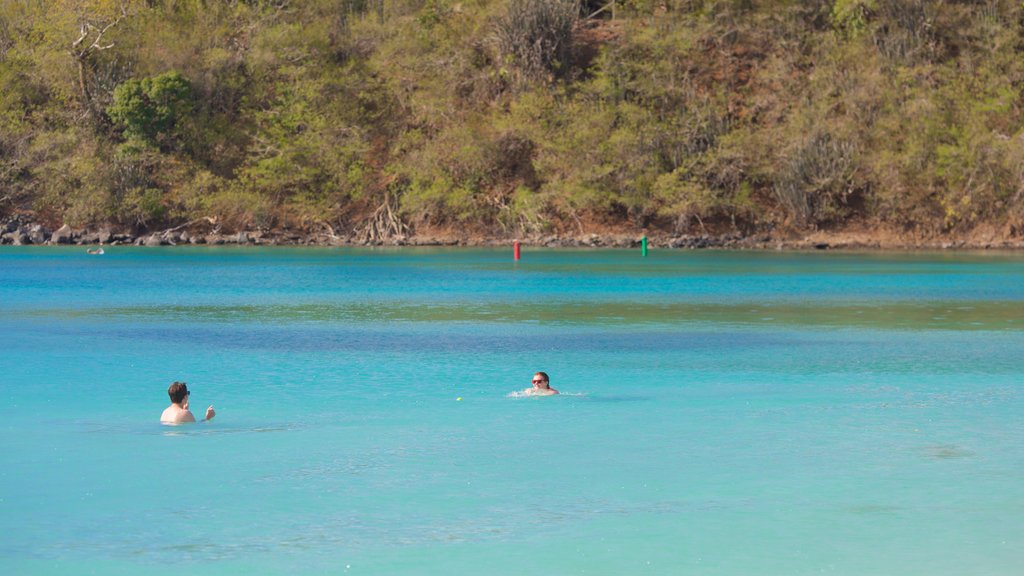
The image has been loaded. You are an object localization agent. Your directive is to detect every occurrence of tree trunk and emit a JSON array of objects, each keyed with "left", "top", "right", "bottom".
[{"left": 76, "top": 57, "right": 93, "bottom": 115}]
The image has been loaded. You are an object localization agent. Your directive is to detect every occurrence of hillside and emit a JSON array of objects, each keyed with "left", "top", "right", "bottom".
[{"left": 2, "top": 0, "right": 1024, "bottom": 246}]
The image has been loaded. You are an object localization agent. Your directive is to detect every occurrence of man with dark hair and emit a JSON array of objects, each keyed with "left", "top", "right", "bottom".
[
  {"left": 524, "top": 371, "right": 558, "bottom": 396},
  {"left": 160, "top": 381, "right": 215, "bottom": 424}
]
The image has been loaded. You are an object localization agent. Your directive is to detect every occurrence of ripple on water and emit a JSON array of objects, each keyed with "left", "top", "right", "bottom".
[
  {"left": 846, "top": 504, "right": 905, "bottom": 515},
  {"left": 921, "top": 444, "right": 976, "bottom": 460}
]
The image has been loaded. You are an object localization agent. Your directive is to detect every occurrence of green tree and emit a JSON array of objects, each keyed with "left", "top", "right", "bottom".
[{"left": 108, "top": 70, "right": 193, "bottom": 148}]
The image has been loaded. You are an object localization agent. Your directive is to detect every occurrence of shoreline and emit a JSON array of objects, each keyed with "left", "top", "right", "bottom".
[{"left": 3, "top": 220, "right": 1024, "bottom": 251}]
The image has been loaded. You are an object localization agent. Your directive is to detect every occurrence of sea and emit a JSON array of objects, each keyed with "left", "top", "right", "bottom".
[{"left": 1, "top": 246, "right": 1022, "bottom": 575}]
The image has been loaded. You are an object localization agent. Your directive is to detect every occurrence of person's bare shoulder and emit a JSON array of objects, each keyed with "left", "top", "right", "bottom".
[
  {"left": 160, "top": 407, "right": 196, "bottom": 424},
  {"left": 160, "top": 407, "right": 176, "bottom": 423}
]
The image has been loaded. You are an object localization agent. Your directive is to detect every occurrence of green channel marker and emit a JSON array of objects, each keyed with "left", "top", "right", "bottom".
[{"left": 641, "top": 235, "right": 648, "bottom": 257}]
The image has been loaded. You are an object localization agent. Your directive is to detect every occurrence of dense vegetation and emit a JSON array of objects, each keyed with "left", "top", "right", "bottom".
[{"left": 2, "top": 0, "right": 1023, "bottom": 241}]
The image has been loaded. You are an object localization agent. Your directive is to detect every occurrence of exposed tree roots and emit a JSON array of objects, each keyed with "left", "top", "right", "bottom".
[{"left": 356, "top": 194, "right": 408, "bottom": 244}]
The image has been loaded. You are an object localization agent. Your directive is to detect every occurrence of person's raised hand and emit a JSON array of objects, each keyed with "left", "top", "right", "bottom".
[{"left": 205, "top": 405, "right": 216, "bottom": 420}]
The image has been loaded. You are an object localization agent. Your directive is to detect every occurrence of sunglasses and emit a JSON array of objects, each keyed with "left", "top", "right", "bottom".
[{"left": 532, "top": 380, "right": 546, "bottom": 384}]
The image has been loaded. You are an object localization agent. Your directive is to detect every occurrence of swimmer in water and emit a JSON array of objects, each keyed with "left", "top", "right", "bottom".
[
  {"left": 86, "top": 247, "right": 104, "bottom": 255},
  {"left": 160, "top": 381, "right": 215, "bottom": 424},
  {"left": 524, "top": 371, "right": 558, "bottom": 396}
]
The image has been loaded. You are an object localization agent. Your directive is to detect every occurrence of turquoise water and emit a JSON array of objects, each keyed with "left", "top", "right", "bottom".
[{"left": 1, "top": 247, "right": 1023, "bottom": 575}]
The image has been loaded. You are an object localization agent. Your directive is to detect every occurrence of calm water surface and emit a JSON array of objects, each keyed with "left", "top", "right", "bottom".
[{"left": 1, "top": 247, "right": 1022, "bottom": 575}]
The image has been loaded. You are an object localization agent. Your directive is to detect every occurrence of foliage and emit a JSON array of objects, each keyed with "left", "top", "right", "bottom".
[
  {"left": 774, "top": 132, "right": 858, "bottom": 227},
  {"left": 2, "top": 0, "right": 1024, "bottom": 239},
  {"left": 108, "top": 71, "right": 193, "bottom": 147},
  {"left": 492, "top": 0, "right": 580, "bottom": 84}
]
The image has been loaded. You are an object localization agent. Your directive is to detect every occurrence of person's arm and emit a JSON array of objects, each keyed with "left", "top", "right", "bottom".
[{"left": 204, "top": 406, "right": 216, "bottom": 421}]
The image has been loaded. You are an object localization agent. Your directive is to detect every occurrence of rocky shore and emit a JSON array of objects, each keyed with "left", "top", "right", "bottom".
[{"left": 3, "top": 216, "right": 1023, "bottom": 251}]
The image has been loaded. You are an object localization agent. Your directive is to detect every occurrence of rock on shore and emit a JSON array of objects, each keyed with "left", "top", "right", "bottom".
[{"left": 2, "top": 216, "right": 1024, "bottom": 250}]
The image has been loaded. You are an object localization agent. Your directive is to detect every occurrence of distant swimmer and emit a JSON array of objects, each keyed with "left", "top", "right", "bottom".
[
  {"left": 160, "top": 381, "right": 215, "bottom": 424},
  {"left": 524, "top": 371, "right": 558, "bottom": 396},
  {"left": 86, "top": 247, "right": 104, "bottom": 255}
]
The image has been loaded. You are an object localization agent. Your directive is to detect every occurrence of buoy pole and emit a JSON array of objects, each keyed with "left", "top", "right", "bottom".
[
  {"left": 513, "top": 240, "right": 521, "bottom": 261},
  {"left": 641, "top": 235, "right": 648, "bottom": 257}
]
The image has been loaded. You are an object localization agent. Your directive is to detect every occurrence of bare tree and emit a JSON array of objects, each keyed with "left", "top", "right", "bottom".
[
  {"left": 68, "top": 3, "right": 129, "bottom": 116},
  {"left": 493, "top": 0, "right": 580, "bottom": 85},
  {"left": 774, "top": 132, "right": 858, "bottom": 228}
]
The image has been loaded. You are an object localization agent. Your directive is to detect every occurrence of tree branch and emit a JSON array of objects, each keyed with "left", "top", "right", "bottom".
[
  {"left": 158, "top": 217, "right": 219, "bottom": 235},
  {"left": 72, "top": 26, "right": 89, "bottom": 50},
  {"left": 67, "top": 4, "right": 130, "bottom": 115}
]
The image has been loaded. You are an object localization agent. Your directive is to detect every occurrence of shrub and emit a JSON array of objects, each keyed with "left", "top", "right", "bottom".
[
  {"left": 774, "top": 132, "right": 858, "bottom": 228},
  {"left": 833, "top": 0, "right": 875, "bottom": 37},
  {"left": 205, "top": 185, "right": 277, "bottom": 232},
  {"left": 108, "top": 71, "right": 193, "bottom": 148},
  {"left": 872, "top": 0, "right": 936, "bottom": 63},
  {"left": 493, "top": 0, "right": 580, "bottom": 84}
]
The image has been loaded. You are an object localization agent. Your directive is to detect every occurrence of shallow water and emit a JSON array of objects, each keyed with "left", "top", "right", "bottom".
[{"left": 1, "top": 247, "right": 1023, "bottom": 575}]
